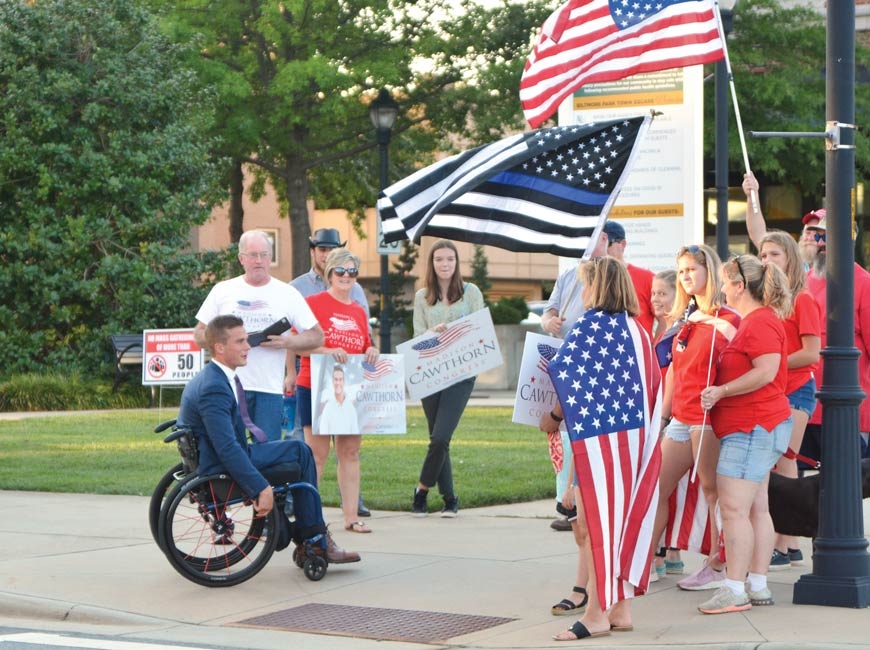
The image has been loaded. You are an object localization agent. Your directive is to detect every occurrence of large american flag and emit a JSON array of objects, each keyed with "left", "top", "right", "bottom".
[
  {"left": 547, "top": 308, "right": 662, "bottom": 609},
  {"left": 521, "top": 0, "right": 725, "bottom": 128},
  {"left": 379, "top": 116, "right": 650, "bottom": 258}
]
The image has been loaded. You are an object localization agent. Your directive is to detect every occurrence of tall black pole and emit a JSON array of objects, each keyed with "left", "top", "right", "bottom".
[
  {"left": 377, "top": 126, "right": 392, "bottom": 353},
  {"left": 715, "top": 9, "right": 733, "bottom": 261},
  {"left": 793, "top": 0, "right": 870, "bottom": 607}
]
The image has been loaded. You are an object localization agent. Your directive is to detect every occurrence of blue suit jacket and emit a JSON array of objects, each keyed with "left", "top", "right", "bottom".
[{"left": 177, "top": 362, "right": 269, "bottom": 499}]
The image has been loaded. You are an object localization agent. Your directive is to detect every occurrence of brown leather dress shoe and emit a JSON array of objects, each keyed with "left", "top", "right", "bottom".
[{"left": 325, "top": 532, "right": 361, "bottom": 563}]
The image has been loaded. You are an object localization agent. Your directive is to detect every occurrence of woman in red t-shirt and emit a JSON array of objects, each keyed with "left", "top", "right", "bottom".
[
  {"left": 758, "top": 231, "right": 821, "bottom": 566},
  {"left": 651, "top": 244, "right": 740, "bottom": 592},
  {"left": 297, "top": 248, "right": 379, "bottom": 534},
  {"left": 697, "top": 254, "right": 793, "bottom": 614}
]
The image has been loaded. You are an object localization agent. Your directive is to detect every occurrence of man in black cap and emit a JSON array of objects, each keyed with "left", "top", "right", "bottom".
[
  {"left": 290, "top": 227, "right": 373, "bottom": 517},
  {"left": 602, "top": 220, "right": 656, "bottom": 337}
]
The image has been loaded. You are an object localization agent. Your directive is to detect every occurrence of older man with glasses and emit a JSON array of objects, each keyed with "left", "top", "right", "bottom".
[{"left": 193, "top": 230, "right": 324, "bottom": 441}]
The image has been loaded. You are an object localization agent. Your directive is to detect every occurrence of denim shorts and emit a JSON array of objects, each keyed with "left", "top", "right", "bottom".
[
  {"left": 296, "top": 386, "right": 312, "bottom": 427},
  {"left": 787, "top": 377, "right": 817, "bottom": 416},
  {"left": 717, "top": 418, "right": 793, "bottom": 482},
  {"left": 664, "top": 418, "right": 711, "bottom": 443}
]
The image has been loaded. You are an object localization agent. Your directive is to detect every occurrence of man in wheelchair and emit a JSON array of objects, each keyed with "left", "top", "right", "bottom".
[{"left": 177, "top": 314, "right": 360, "bottom": 564}]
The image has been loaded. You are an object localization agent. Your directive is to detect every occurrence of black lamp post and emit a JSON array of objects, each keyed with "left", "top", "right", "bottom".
[
  {"left": 370, "top": 88, "right": 399, "bottom": 353},
  {"left": 793, "top": 0, "right": 870, "bottom": 608},
  {"left": 715, "top": 0, "right": 737, "bottom": 261}
]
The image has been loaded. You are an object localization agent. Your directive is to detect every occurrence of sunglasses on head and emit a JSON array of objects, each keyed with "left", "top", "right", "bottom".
[
  {"left": 730, "top": 256, "right": 747, "bottom": 285},
  {"left": 332, "top": 266, "right": 359, "bottom": 277}
]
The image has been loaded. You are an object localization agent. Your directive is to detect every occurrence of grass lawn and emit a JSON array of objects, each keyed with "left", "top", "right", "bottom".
[{"left": 0, "top": 407, "right": 555, "bottom": 510}]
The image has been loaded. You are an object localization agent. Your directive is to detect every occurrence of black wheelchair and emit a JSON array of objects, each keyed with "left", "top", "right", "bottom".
[{"left": 150, "top": 419, "right": 328, "bottom": 587}]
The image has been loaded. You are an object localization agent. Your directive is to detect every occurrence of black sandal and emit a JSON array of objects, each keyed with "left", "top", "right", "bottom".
[{"left": 551, "top": 586, "right": 588, "bottom": 616}]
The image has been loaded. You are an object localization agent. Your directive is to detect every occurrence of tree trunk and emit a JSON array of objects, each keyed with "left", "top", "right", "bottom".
[
  {"left": 228, "top": 160, "right": 244, "bottom": 243},
  {"left": 284, "top": 155, "right": 311, "bottom": 279}
]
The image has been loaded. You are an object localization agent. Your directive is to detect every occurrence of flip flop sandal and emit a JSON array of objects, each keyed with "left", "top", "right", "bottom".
[
  {"left": 345, "top": 521, "right": 372, "bottom": 533},
  {"left": 553, "top": 621, "right": 611, "bottom": 641},
  {"left": 610, "top": 624, "right": 634, "bottom": 632},
  {"left": 551, "top": 586, "right": 588, "bottom": 615}
]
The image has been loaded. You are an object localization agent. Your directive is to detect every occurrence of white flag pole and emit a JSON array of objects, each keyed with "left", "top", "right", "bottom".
[{"left": 713, "top": 0, "right": 758, "bottom": 213}]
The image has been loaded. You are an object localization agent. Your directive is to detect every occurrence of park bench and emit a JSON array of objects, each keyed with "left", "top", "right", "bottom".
[{"left": 110, "top": 333, "right": 155, "bottom": 406}]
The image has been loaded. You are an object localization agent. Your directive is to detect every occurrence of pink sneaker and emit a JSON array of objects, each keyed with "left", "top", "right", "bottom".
[{"left": 677, "top": 562, "right": 726, "bottom": 591}]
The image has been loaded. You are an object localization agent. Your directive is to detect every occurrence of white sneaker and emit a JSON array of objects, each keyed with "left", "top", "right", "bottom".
[{"left": 698, "top": 586, "right": 751, "bottom": 614}]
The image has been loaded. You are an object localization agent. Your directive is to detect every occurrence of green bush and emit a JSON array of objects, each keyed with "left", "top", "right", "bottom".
[
  {"left": 489, "top": 296, "right": 528, "bottom": 325},
  {"left": 0, "top": 373, "right": 167, "bottom": 411}
]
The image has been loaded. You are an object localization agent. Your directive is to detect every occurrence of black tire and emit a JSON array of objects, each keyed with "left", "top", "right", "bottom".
[
  {"left": 149, "top": 462, "right": 185, "bottom": 549},
  {"left": 158, "top": 474, "right": 276, "bottom": 587}
]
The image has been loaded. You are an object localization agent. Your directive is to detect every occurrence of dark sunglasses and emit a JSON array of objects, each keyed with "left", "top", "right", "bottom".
[
  {"left": 730, "top": 256, "right": 747, "bottom": 285},
  {"left": 332, "top": 266, "right": 359, "bottom": 277},
  {"left": 805, "top": 230, "right": 826, "bottom": 242}
]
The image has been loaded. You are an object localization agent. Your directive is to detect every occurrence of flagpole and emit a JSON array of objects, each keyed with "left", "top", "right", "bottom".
[
  {"left": 713, "top": 0, "right": 758, "bottom": 213},
  {"left": 690, "top": 310, "right": 720, "bottom": 483}
]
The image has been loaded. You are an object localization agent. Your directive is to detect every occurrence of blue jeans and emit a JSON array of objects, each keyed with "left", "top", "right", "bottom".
[
  {"left": 419, "top": 378, "right": 475, "bottom": 498},
  {"left": 246, "top": 391, "right": 284, "bottom": 442},
  {"left": 717, "top": 418, "right": 792, "bottom": 482}
]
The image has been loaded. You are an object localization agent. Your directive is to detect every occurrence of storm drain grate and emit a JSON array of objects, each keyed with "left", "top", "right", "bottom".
[{"left": 234, "top": 602, "right": 516, "bottom": 644}]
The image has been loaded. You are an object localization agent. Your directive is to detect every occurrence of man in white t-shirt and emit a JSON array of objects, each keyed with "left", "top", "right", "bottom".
[{"left": 194, "top": 230, "right": 324, "bottom": 440}]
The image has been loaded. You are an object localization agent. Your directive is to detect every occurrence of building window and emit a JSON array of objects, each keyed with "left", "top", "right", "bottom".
[{"left": 262, "top": 229, "right": 279, "bottom": 267}]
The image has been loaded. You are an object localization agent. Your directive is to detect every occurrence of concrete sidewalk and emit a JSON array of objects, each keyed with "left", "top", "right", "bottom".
[{"left": 1, "top": 488, "right": 869, "bottom": 650}]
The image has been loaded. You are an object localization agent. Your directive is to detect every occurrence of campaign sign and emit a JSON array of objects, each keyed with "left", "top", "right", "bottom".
[
  {"left": 512, "top": 331, "right": 563, "bottom": 427},
  {"left": 310, "top": 354, "right": 406, "bottom": 435},
  {"left": 397, "top": 308, "right": 503, "bottom": 401},
  {"left": 142, "top": 329, "right": 205, "bottom": 385}
]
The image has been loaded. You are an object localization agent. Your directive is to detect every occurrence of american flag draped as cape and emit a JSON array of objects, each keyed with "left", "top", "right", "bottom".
[
  {"left": 547, "top": 309, "right": 662, "bottom": 609},
  {"left": 520, "top": 0, "right": 725, "bottom": 127},
  {"left": 378, "top": 116, "right": 650, "bottom": 258}
]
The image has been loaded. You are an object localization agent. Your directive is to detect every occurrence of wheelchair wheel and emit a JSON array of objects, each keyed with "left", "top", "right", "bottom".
[
  {"left": 158, "top": 474, "right": 277, "bottom": 587},
  {"left": 149, "top": 462, "right": 185, "bottom": 549},
  {"left": 303, "top": 555, "right": 327, "bottom": 581}
]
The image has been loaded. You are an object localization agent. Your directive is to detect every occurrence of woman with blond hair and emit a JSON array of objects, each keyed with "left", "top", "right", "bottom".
[
  {"left": 757, "top": 231, "right": 821, "bottom": 569},
  {"left": 652, "top": 244, "right": 741, "bottom": 592},
  {"left": 297, "top": 248, "right": 379, "bottom": 534},
  {"left": 541, "top": 257, "right": 662, "bottom": 640},
  {"left": 697, "top": 255, "right": 793, "bottom": 613}
]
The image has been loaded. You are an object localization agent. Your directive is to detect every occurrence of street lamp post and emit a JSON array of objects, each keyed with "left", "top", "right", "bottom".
[
  {"left": 792, "top": 0, "right": 870, "bottom": 608},
  {"left": 715, "top": 0, "right": 737, "bottom": 261},
  {"left": 370, "top": 88, "right": 399, "bottom": 353}
]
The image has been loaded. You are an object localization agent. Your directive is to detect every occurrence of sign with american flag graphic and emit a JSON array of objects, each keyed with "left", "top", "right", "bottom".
[
  {"left": 311, "top": 354, "right": 406, "bottom": 434},
  {"left": 397, "top": 308, "right": 502, "bottom": 401},
  {"left": 512, "top": 331, "right": 563, "bottom": 428}
]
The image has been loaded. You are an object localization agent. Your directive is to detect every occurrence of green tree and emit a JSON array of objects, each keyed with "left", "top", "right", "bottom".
[
  {"left": 144, "top": 0, "right": 557, "bottom": 277},
  {"left": 713, "top": 0, "right": 870, "bottom": 201},
  {"left": 0, "top": 0, "right": 229, "bottom": 375}
]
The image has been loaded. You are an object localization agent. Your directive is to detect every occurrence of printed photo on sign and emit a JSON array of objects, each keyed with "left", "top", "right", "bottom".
[
  {"left": 396, "top": 308, "right": 503, "bottom": 401},
  {"left": 512, "top": 331, "right": 563, "bottom": 428},
  {"left": 311, "top": 354, "right": 406, "bottom": 435}
]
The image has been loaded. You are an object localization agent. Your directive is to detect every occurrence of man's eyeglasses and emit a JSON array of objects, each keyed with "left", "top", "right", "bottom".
[
  {"left": 332, "top": 266, "right": 359, "bottom": 277},
  {"left": 241, "top": 251, "right": 271, "bottom": 260},
  {"left": 804, "top": 229, "right": 826, "bottom": 243}
]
